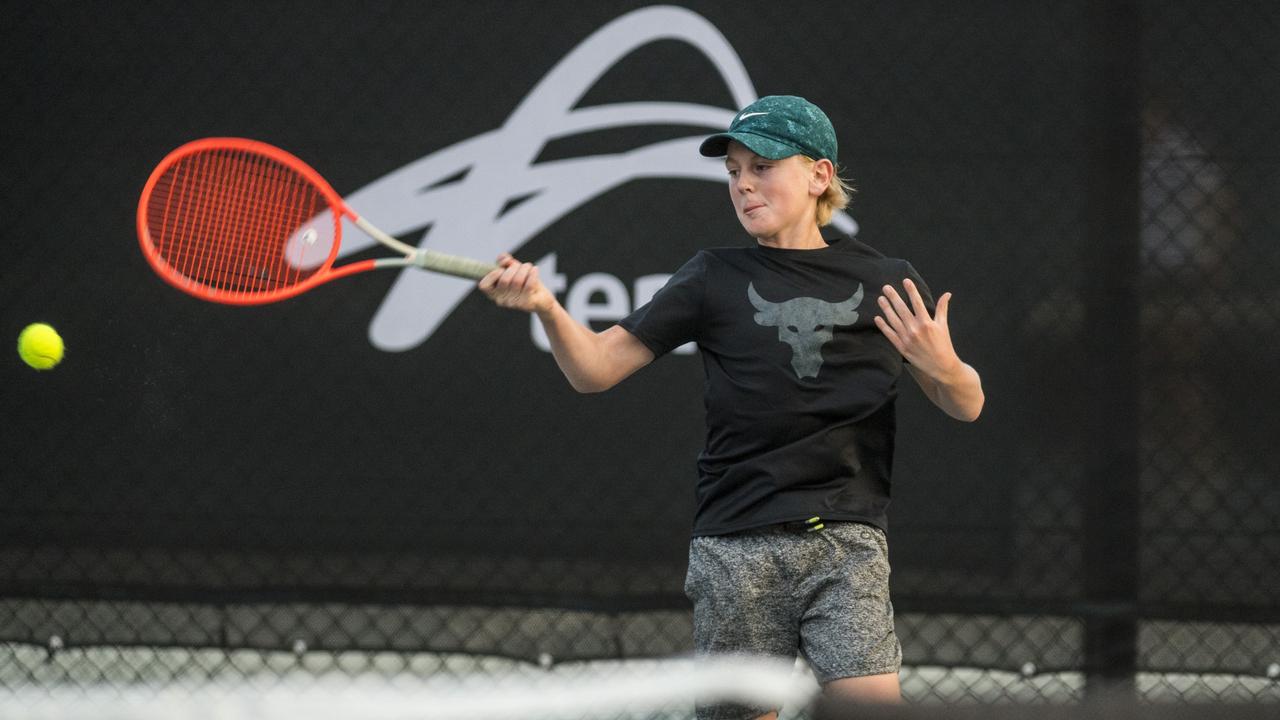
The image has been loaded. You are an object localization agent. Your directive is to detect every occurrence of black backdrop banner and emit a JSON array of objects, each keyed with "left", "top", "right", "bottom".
[{"left": 2, "top": 0, "right": 1278, "bottom": 685}]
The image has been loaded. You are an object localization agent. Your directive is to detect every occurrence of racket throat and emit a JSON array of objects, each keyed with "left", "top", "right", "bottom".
[
  {"left": 353, "top": 215, "right": 495, "bottom": 279},
  {"left": 353, "top": 215, "right": 419, "bottom": 256}
]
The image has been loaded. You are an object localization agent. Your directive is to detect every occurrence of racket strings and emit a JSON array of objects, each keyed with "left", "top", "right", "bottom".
[{"left": 145, "top": 149, "right": 333, "bottom": 295}]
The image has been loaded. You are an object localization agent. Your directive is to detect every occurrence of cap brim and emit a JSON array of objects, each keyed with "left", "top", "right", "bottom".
[{"left": 698, "top": 132, "right": 804, "bottom": 160}]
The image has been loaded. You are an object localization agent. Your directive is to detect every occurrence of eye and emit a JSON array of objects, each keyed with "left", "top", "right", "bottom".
[{"left": 727, "top": 169, "right": 739, "bottom": 178}]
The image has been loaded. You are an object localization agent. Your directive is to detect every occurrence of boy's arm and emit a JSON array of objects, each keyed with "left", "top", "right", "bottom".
[
  {"left": 874, "top": 278, "right": 985, "bottom": 422},
  {"left": 480, "top": 254, "right": 654, "bottom": 393},
  {"left": 905, "top": 362, "right": 984, "bottom": 422}
]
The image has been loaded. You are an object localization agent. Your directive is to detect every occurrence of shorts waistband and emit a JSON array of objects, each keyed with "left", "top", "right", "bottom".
[{"left": 779, "top": 516, "right": 827, "bottom": 533}]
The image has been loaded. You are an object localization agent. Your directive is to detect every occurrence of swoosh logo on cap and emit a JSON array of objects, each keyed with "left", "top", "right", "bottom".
[{"left": 738, "top": 111, "right": 770, "bottom": 120}]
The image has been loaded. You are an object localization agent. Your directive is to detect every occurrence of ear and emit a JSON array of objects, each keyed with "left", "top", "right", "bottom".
[{"left": 810, "top": 158, "right": 834, "bottom": 197}]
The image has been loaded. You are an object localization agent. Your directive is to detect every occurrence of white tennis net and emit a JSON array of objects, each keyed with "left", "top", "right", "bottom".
[{"left": 5, "top": 655, "right": 816, "bottom": 720}]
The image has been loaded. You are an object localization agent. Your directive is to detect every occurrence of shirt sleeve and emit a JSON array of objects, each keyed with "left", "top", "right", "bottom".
[{"left": 618, "top": 251, "right": 707, "bottom": 357}]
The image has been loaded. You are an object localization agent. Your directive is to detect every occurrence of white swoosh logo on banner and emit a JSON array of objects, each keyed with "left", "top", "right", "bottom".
[{"left": 298, "top": 5, "right": 857, "bottom": 351}]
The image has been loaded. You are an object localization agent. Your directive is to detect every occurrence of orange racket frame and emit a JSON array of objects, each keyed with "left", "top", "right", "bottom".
[{"left": 137, "top": 138, "right": 496, "bottom": 305}]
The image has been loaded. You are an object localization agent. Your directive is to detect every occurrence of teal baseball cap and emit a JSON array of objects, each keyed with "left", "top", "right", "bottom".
[{"left": 699, "top": 95, "right": 838, "bottom": 163}]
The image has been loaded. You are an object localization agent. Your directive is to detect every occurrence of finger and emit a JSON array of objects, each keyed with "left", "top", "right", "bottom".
[
  {"left": 494, "top": 263, "right": 523, "bottom": 303},
  {"left": 877, "top": 293, "right": 905, "bottom": 334},
  {"left": 495, "top": 253, "right": 517, "bottom": 267},
  {"left": 509, "top": 262, "right": 534, "bottom": 293},
  {"left": 479, "top": 267, "right": 503, "bottom": 293},
  {"left": 874, "top": 315, "right": 903, "bottom": 351},
  {"left": 904, "top": 278, "right": 929, "bottom": 319},
  {"left": 936, "top": 292, "right": 952, "bottom": 327},
  {"left": 498, "top": 261, "right": 522, "bottom": 287},
  {"left": 880, "top": 286, "right": 911, "bottom": 334},
  {"left": 884, "top": 284, "right": 914, "bottom": 324}
]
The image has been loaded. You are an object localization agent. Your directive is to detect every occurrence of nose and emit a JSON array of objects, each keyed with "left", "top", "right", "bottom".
[{"left": 733, "top": 172, "right": 753, "bottom": 194}]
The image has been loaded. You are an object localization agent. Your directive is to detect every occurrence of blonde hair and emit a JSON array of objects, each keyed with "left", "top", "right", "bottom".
[{"left": 801, "top": 157, "right": 855, "bottom": 226}]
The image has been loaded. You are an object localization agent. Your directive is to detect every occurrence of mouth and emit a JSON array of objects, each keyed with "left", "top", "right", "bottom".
[{"left": 742, "top": 203, "right": 764, "bottom": 215}]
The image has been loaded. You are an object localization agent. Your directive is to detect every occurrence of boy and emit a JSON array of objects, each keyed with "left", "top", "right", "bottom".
[{"left": 480, "top": 96, "right": 984, "bottom": 719}]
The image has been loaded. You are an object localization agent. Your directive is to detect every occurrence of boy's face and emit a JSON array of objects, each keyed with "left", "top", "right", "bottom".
[{"left": 724, "top": 142, "right": 827, "bottom": 241}]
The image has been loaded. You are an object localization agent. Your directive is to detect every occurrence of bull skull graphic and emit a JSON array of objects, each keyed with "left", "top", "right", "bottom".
[{"left": 749, "top": 282, "right": 864, "bottom": 379}]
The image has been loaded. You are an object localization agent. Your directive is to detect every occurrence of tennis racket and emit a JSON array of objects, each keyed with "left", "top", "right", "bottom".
[{"left": 136, "top": 137, "right": 497, "bottom": 305}]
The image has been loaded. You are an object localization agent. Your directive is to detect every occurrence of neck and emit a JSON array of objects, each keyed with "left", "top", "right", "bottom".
[{"left": 756, "top": 222, "right": 827, "bottom": 250}]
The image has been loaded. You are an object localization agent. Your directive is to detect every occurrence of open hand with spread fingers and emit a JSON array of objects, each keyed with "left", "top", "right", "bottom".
[
  {"left": 874, "top": 277, "right": 983, "bottom": 421},
  {"left": 873, "top": 278, "right": 963, "bottom": 384}
]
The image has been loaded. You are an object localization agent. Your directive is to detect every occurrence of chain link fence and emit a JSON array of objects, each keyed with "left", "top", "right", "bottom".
[{"left": 2, "top": 0, "right": 1278, "bottom": 714}]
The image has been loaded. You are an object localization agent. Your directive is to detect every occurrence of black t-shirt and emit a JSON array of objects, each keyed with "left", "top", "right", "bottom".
[{"left": 620, "top": 235, "right": 933, "bottom": 536}]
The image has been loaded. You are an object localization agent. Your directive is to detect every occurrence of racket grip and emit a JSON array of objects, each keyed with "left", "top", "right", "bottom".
[{"left": 414, "top": 250, "right": 499, "bottom": 280}]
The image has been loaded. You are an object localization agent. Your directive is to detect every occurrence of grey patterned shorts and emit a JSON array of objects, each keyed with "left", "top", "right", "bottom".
[{"left": 685, "top": 522, "right": 901, "bottom": 719}]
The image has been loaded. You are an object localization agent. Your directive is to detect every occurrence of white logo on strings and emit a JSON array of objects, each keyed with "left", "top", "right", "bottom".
[{"left": 294, "top": 6, "right": 857, "bottom": 351}]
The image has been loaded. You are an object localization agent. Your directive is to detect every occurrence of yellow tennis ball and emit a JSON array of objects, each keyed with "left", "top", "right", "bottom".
[{"left": 17, "top": 323, "right": 64, "bottom": 370}]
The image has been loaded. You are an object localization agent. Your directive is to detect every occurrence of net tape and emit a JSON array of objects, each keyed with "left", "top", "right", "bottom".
[{"left": 6, "top": 656, "right": 813, "bottom": 720}]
